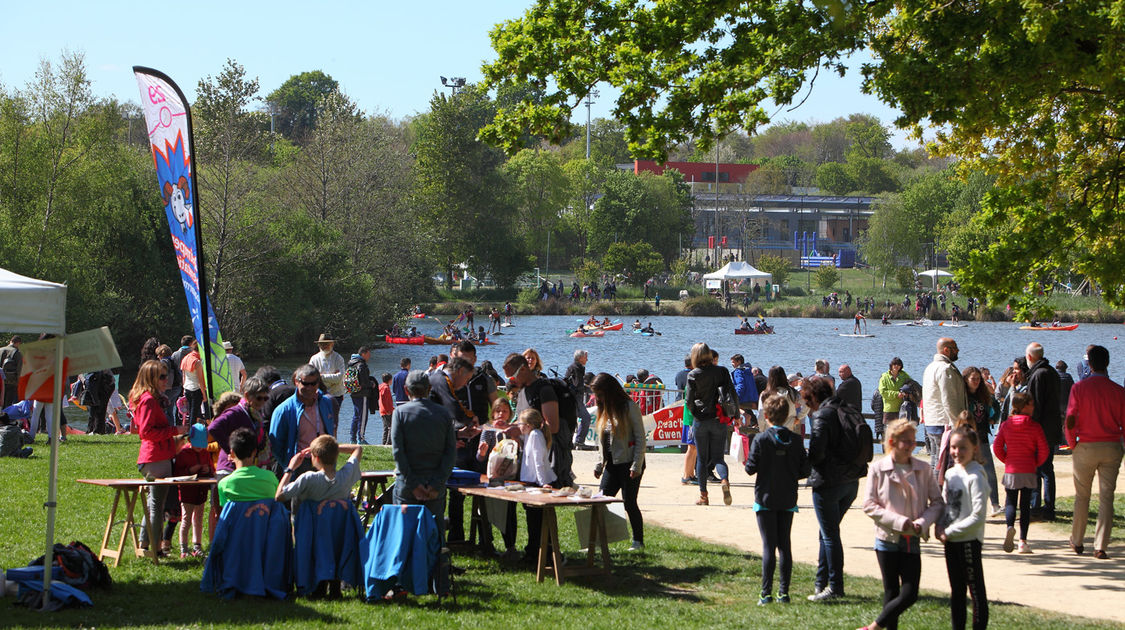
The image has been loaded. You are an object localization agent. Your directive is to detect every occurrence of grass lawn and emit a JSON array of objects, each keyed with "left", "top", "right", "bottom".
[
  {"left": 1052, "top": 494, "right": 1125, "bottom": 548},
  {"left": 2, "top": 437, "right": 1121, "bottom": 628}
]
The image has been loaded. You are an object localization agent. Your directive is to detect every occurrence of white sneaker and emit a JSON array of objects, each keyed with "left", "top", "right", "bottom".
[
  {"left": 628, "top": 541, "right": 644, "bottom": 552},
  {"left": 1018, "top": 541, "right": 1032, "bottom": 554},
  {"left": 1003, "top": 526, "right": 1016, "bottom": 553},
  {"left": 990, "top": 506, "right": 1004, "bottom": 518}
]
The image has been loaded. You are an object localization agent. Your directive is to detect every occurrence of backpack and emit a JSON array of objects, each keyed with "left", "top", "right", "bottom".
[
  {"left": 1, "top": 350, "right": 18, "bottom": 381},
  {"left": 836, "top": 404, "right": 874, "bottom": 468},
  {"left": 162, "top": 356, "right": 182, "bottom": 390},
  {"left": 527, "top": 377, "right": 578, "bottom": 436},
  {"left": 487, "top": 438, "right": 520, "bottom": 481},
  {"left": 343, "top": 362, "right": 363, "bottom": 394},
  {"left": 32, "top": 541, "right": 112, "bottom": 590}
]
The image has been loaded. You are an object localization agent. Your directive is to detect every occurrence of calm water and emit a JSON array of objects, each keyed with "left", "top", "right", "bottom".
[{"left": 266, "top": 315, "right": 1123, "bottom": 443}]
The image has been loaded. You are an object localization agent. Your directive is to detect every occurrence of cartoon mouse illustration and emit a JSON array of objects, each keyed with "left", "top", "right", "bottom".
[{"left": 162, "top": 175, "right": 193, "bottom": 232}]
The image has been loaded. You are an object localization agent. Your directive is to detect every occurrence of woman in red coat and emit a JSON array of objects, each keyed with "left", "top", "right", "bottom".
[{"left": 130, "top": 359, "right": 187, "bottom": 555}]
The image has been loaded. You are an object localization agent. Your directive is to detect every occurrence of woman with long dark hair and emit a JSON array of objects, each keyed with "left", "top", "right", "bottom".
[
  {"left": 963, "top": 366, "right": 1002, "bottom": 515},
  {"left": 684, "top": 342, "right": 737, "bottom": 506},
  {"left": 757, "top": 365, "right": 806, "bottom": 434},
  {"left": 591, "top": 373, "right": 646, "bottom": 550}
]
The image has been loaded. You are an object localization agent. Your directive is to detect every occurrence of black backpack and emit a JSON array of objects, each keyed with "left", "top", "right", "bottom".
[
  {"left": 837, "top": 404, "right": 874, "bottom": 468},
  {"left": 1, "top": 349, "right": 18, "bottom": 381},
  {"left": 32, "top": 541, "right": 112, "bottom": 590},
  {"left": 528, "top": 377, "right": 578, "bottom": 436}
]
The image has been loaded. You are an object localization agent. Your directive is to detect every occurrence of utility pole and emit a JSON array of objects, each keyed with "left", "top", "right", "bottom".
[{"left": 585, "top": 90, "right": 599, "bottom": 159}]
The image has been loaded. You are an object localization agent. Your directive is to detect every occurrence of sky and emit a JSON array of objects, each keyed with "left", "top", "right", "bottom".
[{"left": 0, "top": 1, "right": 914, "bottom": 149}]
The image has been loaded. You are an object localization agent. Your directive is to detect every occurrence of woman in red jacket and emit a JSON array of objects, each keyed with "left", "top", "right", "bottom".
[
  {"left": 130, "top": 359, "right": 188, "bottom": 555},
  {"left": 992, "top": 390, "right": 1048, "bottom": 554}
]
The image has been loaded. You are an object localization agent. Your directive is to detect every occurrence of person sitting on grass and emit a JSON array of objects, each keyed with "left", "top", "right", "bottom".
[
  {"left": 276, "top": 434, "right": 363, "bottom": 599},
  {"left": 0, "top": 411, "right": 32, "bottom": 458},
  {"left": 217, "top": 428, "right": 278, "bottom": 507}
]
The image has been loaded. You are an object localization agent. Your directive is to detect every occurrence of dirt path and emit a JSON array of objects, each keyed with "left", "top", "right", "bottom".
[{"left": 570, "top": 449, "right": 1125, "bottom": 624}]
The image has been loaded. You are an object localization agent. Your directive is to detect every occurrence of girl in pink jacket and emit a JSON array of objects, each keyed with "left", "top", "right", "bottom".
[
  {"left": 859, "top": 419, "right": 944, "bottom": 630},
  {"left": 991, "top": 391, "right": 1048, "bottom": 554}
]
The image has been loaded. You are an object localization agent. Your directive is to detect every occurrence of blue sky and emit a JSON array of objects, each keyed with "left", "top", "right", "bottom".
[{"left": 1, "top": 1, "right": 913, "bottom": 148}]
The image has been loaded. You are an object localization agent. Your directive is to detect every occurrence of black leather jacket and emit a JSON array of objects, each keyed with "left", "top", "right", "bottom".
[
  {"left": 685, "top": 364, "right": 735, "bottom": 422},
  {"left": 808, "top": 397, "right": 866, "bottom": 489}
]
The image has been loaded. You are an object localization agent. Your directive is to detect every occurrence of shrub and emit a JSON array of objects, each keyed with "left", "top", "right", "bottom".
[
  {"left": 681, "top": 295, "right": 729, "bottom": 316},
  {"left": 895, "top": 266, "right": 915, "bottom": 290},
  {"left": 755, "top": 254, "right": 791, "bottom": 287},
  {"left": 814, "top": 266, "right": 840, "bottom": 290},
  {"left": 517, "top": 286, "right": 539, "bottom": 304}
]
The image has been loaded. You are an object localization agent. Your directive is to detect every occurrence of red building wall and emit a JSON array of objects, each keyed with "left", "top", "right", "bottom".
[{"left": 634, "top": 160, "right": 758, "bottom": 183}]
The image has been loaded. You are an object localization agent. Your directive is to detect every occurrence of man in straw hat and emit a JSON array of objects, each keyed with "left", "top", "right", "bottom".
[
  {"left": 310, "top": 333, "right": 346, "bottom": 434},
  {"left": 222, "top": 340, "right": 247, "bottom": 392}
]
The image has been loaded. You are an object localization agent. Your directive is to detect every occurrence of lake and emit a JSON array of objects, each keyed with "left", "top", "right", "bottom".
[{"left": 276, "top": 315, "right": 1123, "bottom": 443}]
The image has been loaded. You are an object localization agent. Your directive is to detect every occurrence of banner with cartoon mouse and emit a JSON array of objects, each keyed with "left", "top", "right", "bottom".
[{"left": 133, "top": 66, "right": 234, "bottom": 401}]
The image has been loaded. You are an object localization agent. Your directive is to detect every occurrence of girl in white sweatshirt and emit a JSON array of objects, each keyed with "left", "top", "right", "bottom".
[{"left": 936, "top": 425, "right": 990, "bottom": 630}]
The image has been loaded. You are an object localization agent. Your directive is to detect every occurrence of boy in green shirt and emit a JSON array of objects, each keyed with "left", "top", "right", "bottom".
[{"left": 217, "top": 427, "right": 278, "bottom": 506}]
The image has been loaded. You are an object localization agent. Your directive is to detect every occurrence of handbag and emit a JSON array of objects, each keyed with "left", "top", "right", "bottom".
[{"left": 717, "top": 386, "right": 739, "bottom": 421}]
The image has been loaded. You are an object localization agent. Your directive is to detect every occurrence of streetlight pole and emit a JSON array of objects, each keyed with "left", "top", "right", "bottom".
[
  {"left": 440, "top": 76, "right": 466, "bottom": 96},
  {"left": 585, "top": 90, "right": 599, "bottom": 159}
]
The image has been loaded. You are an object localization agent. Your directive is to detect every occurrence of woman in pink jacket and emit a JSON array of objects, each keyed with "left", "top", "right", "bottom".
[
  {"left": 991, "top": 390, "right": 1048, "bottom": 554},
  {"left": 859, "top": 419, "right": 944, "bottom": 630},
  {"left": 130, "top": 360, "right": 188, "bottom": 555}
]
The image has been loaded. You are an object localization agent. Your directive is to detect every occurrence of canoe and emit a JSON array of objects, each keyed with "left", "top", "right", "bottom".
[
  {"left": 385, "top": 335, "right": 424, "bottom": 345},
  {"left": 570, "top": 330, "right": 605, "bottom": 338},
  {"left": 600, "top": 322, "right": 624, "bottom": 331},
  {"left": 423, "top": 336, "right": 449, "bottom": 345},
  {"left": 411, "top": 313, "right": 426, "bottom": 318},
  {"left": 734, "top": 327, "right": 774, "bottom": 335},
  {"left": 1019, "top": 324, "right": 1079, "bottom": 331}
]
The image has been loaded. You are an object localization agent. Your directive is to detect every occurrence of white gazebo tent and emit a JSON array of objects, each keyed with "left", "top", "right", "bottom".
[
  {"left": 702, "top": 261, "right": 772, "bottom": 288},
  {"left": 918, "top": 268, "right": 953, "bottom": 287},
  {"left": 0, "top": 267, "right": 67, "bottom": 607}
]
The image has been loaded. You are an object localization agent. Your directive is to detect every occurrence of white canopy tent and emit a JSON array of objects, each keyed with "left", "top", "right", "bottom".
[
  {"left": 702, "top": 261, "right": 772, "bottom": 289},
  {"left": 918, "top": 268, "right": 954, "bottom": 287},
  {"left": 0, "top": 267, "right": 67, "bottom": 607}
]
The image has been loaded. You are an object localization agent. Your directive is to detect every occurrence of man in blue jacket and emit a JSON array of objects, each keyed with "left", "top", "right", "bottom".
[{"left": 270, "top": 364, "right": 336, "bottom": 478}]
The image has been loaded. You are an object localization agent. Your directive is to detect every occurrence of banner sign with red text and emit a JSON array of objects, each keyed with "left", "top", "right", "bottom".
[{"left": 133, "top": 67, "right": 232, "bottom": 399}]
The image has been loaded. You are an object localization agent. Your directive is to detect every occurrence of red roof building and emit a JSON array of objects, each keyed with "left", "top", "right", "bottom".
[{"left": 633, "top": 160, "right": 758, "bottom": 183}]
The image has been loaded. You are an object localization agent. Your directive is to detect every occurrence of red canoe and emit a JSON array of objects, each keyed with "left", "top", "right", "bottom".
[
  {"left": 411, "top": 313, "right": 426, "bottom": 318},
  {"left": 1018, "top": 324, "right": 1079, "bottom": 331},
  {"left": 734, "top": 327, "right": 774, "bottom": 335},
  {"left": 385, "top": 335, "right": 424, "bottom": 345}
]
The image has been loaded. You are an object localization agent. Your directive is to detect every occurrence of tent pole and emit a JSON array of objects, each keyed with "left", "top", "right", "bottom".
[{"left": 42, "top": 335, "right": 64, "bottom": 609}]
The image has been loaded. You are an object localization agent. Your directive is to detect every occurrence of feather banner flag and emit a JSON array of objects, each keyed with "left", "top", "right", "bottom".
[{"left": 134, "top": 67, "right": 233, "bottom": 400}]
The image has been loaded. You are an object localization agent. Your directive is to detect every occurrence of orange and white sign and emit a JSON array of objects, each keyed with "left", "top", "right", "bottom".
[{"left": 17, "top": 327, "right": 121, "bottom": 402}]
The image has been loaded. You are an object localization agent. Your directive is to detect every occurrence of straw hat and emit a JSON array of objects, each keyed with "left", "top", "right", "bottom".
[
  {"left": 221, "top": 341, "right": 234, "bottom": 351},
  {"left": 316, "top": 333, "right": 335, "bottom": 344}
]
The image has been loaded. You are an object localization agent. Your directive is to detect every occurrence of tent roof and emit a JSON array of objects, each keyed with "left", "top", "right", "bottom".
[
  {"left": 918, "top": 269, "right": 953, "bottom": 278},
  {"left": 702, "top": 261, "right": 772, "bottom": 281},
  {"left": 0, "top": 267, "right": 67, "bottom": 334}
]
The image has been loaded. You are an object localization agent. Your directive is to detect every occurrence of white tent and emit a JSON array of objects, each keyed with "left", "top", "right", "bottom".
[
  {"left": 918, "top": 269, "right": 953, "bottom": 286},
  {"left": 702, "top": 261, "right": 772, "bottom": 282},
  {"left": 0, "top": 267, "right": 67, "bottom": 607}
]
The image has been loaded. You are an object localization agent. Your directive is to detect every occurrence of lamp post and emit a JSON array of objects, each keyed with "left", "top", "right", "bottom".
[
  {"left": 440, "top": 76, "right": 466, "bottom": 96},
  {"left": 584, "top": 90, "right": 599, "bottom": 159}
]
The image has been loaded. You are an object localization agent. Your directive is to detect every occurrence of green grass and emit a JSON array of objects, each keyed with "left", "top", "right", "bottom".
[
  {"left": 2, "top": 437, "right": 1122, "bottom": 628},
  {"left": 1051, "top": 494, "right": 1125, "bottom": 547}
]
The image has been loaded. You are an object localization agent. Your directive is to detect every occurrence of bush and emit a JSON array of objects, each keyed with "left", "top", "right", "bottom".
[
  {"left": 895, "top": 266, "right": 915, "bottom": 290},
  {"left": 517, "top": 286, "right": 539, "bottom": 304},
  {"left": 681, "top": 295, "right": 729, "bottom": 316},
  {"left": 755, "top": 254, "right": 791, "bottom": 287},
  {"left": 814, "top": 266, "right": 840, "bottom": 290}
]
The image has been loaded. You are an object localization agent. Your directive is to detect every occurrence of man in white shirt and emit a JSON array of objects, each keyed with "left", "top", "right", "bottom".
[
  {"left": 309, "top": 333, "right": 346, "bottom": 433},
  {"left": 922, "top": 337, "right": 968, "bottom": 475},
  {"left": 222, "top": 340, "right": 247, "bottom": 392}
]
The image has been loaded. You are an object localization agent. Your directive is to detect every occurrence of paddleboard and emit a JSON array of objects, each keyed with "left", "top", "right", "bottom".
[
  {"left": 940, "top": 323, "right": 968, "bottom": 328},
  {"left": 839, "top": 333, "right": 875, "bottom": 338},
  {"left": 501, "top": 322, "right": 514, "bottom": 327}
]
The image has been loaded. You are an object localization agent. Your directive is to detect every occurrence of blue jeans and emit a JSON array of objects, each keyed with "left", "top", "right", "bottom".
[
  {"left": 349, "top": 394, "right": 368, "bottom": 443},
  {"left": 811, "top": 480, "right": 859, "bottom": 594},
  {"left": 1032, "top": 445, "right": 1057, "bottom": 515},
  {"left": 573, "top": 403, "right": 592, "bottom": 446},
  {"left": 694, "top": 419, "right": 729, "bottom": 496},
  {"left": 925, "top": 428, "right": 945, "bottom": 478},
  {"left": 979, "top": 434, "right": 1001, "bottom": 509}
]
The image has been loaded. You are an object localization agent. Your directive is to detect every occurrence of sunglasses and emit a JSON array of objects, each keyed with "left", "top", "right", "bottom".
[{"left": 298, "top": 379, "right": 319, "bottom": 387}]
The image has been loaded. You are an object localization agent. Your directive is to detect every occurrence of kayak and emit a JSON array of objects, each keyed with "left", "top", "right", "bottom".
[
  {"left": 385, "top": 335, "right": 424, "bottom": 345},
  {"left": 570, "top": 330, "right": 605, "bottom": 338},
  {"left": 600, "top": 322, "right": 624, "bottom": 331},
  {"left": 1019, "top": 324, "right": 1079, "bottom": 331},
  {"left": 423, "top": 336, "right": 448, "bottom": 345},
  {"left": 411, "top": 313, "right": 426, "bottom": 318},
  {"left": 632, "top": 329, "right": 656, "bottom": 336},
  {"left": 734, "top": 327, "right": 774, "bottom": 335}
]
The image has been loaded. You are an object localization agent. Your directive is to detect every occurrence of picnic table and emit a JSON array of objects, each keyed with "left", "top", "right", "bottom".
[
  {"left": 77, "top": 477, "right": 218, "bottom": 566},
  {"left": 458, "top": 485, "right": 621, "bottom": 585},
  {"left": 356, "top": 470, "right": 395, "bottom": 526}
]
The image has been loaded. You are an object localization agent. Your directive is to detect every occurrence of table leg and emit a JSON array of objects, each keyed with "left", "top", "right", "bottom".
[
  {"left": 98, "top": 488, "right": 125, "bottom": 567},
  {"left": 468, "top": 495, "right": 493, "bottom": 551},
  {"left": 593, "top": 504, "right": 613, "bottom": 574},
  {"left": 545, "top": 507, "right": 563, "bottom": 585}
]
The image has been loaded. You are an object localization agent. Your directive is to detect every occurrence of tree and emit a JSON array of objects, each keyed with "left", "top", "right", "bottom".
[
  {"left": 814, "top": 265, "right": 840, "bottom": 290},
  {"left": 503, "top": 148, "right": 568, "bottom": 265},
  {"left": 482, "top": 0, "right": 1125, "bottom": 306},
  {"left": 755, "top": 254, "right": 790, "bottom": 287},
  {"left": 587, "top": 169, "right": 692, "bottom": 264},
  {"left": 816, "top": 162, "right": 856, "bottom": 195},
  {"left": 857, "top": 194, "right": 923, "bottom": 288},
  {"left": 266, "top": 71, "right": 339, "bottom": 141},
  {"left": 846, "top": 157, "right": 899, "bottom": 194},
  {"left": 413, "top": 85, "right": 523, "bottom": 288},
  {"left": 602, "top": 242, "right": 664, "bottom": 285}
]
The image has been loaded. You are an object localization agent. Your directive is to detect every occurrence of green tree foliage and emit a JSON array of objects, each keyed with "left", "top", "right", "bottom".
[
  {"left": 814, "top": 265, "right": 840, "bottom": 290},
  {"left": 502, "top": 148, "right": 569, "bottom": 266},
  {"left": 587, "top": 169, "right": 692, "bottom": 265},
  {"left": 414, "top": 85, "right": 524, "bottom": 288},
  {"left": 754, "top": 254, "right": 790, "bottom": 287},
  {"left": 857, "top": 194, "right": 923, "bottom": 289},
  {"left": 844, "top": 115, "right": 893, "bottom": 160},
  {"left": 816, "top": 162, "right": 857, "bottom": 195},
  {"left": 265, "top": 70, "right": 339, "bottom": 141},
  {"left": 846, "top": 157, "right": 898, "bottom": 194},
  {"left": 602, "top": 241, "right": 664, "bottom": 285},
  {"left": 483, "top": 0, "right": 1125, "bottom": 306}
]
